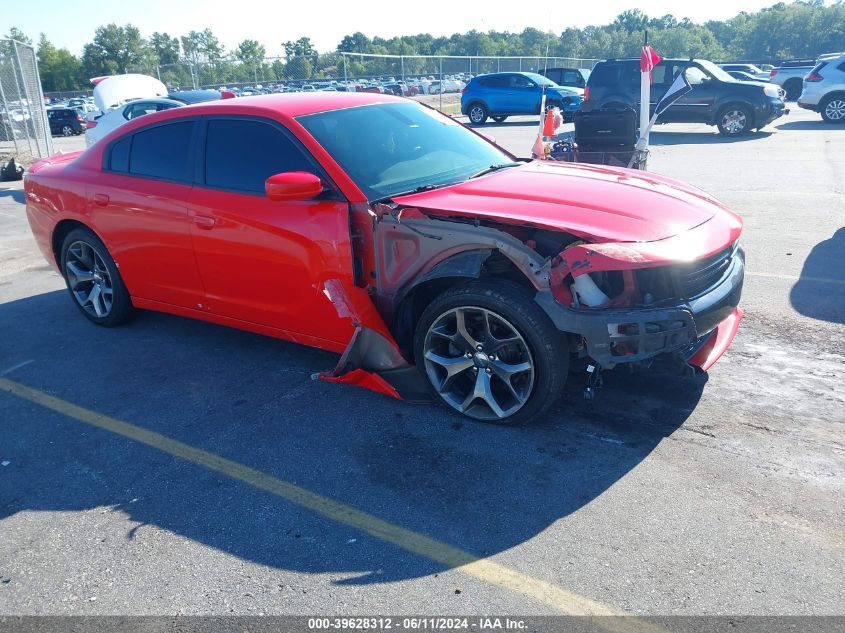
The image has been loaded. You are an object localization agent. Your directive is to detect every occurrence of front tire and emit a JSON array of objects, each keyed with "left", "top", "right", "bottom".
[
  {"left": 820, "top": 95, "right": 845, "bottom": 123},
  {"left": 717, "top": 105, "right": 752, "bottom": 136},
  {"left": 413, "top": 280, "right": 568, "bottom": 425},
  {"left": 60, "top": 227, "right": 136, "bottom": 326},
  {"left": 468, "top": 103, "right": 489, "bottom": 125}
]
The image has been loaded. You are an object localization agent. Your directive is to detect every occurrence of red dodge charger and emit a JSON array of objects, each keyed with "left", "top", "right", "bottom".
[{"left": 24, "top": 93, "right": 744, "bottom": 424}]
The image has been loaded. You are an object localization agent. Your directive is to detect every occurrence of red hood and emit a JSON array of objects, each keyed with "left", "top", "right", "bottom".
[{"left": 392, "top": 161, "right": 734, "bottom": 243}]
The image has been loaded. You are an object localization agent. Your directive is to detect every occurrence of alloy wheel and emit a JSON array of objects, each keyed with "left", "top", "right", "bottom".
[
  {"left": 422, "top": 306, "right": 534, "bottom": 420},
  {"left": 824, "top": 99, "right": 845, "bottom": 121},
  {"left": 64, "top": 240, "right": 114, "bottom": 318},
  {"left": 721, "top": 109, "right": 747, "bottom": 134},
  {"left": 62, "top": 125, "right": 73, "bottom": 136},
  {"left": 469, "top": 106, "right": 485, "bottom": 123}
]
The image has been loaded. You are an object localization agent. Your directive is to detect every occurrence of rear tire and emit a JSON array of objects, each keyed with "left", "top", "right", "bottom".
[
  {"left": 61, "top": 125, "right": 73, "bottom": 136},
  {"left": 468, "top": 103, "right": 488, "bottom": 125},
  {"left": 60, "top": 227, "right": 136, "bottom": 327},
  {"left": 820, "top": 95, "right": 845, "bottom": 123},
  {"left": 413, "top": 280, "right": 568, "bottom": 425}
]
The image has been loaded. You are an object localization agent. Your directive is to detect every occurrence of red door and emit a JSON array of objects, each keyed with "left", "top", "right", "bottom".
[
  {"left": 186, "top": 117, "right": 355, "bottom": 347},
  {"left": 91, "top": 120, "right": 206, "bottom": 309}
]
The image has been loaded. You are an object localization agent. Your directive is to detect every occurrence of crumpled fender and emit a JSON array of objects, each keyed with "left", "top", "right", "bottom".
[
  {"left": 686, "top": 307, "right": 744, "bottom": 372},
  {"left": 317, "top": 279, "right": 422, "bottom": 400}
]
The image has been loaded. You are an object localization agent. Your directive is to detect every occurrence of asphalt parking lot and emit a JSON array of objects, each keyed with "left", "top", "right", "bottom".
[{"left": 0, "top": 107, "right": 843, "bottom": 617}]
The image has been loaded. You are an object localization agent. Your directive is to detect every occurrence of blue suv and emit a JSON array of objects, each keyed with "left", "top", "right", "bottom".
[{"left": 460, "top": 72, "right": 582, "bottom": 124}]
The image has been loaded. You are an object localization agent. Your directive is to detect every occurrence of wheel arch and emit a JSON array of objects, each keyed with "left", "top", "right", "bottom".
[
  {"left": 51, "top": 219, "right": 103, "bottom": 267},
  {"left": 391, "top": 248, "right": 539, "bottom": 359}
]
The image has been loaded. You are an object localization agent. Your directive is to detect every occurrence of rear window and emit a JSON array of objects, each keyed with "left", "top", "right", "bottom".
[
  {"left": 478, "top": 75, "right": 508, "bottom": 88},
  {"left": 204, "top": 119, "right": 314, "bottom": 194},
  {"left": 109, "top": 136, "right": 131, "bottom": 172},
  {"left": 589, "top": 63, "right": 621, "bottom": 85},
  {"left": 128, "top": 121, "right": 194, "bottom": 182}
]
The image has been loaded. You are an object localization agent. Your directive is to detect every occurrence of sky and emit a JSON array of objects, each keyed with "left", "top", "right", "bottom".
[{"left": 7, "top": 0, "right": 818, "bottom": 55}]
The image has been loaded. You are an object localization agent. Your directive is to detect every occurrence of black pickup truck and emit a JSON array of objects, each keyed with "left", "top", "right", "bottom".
[{"left": 581, "top": 58, "right": 787, "bottom": 136}]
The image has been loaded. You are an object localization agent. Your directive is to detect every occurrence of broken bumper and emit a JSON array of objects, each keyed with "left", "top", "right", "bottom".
[{"left": 535, "top": 249, "right": 744, "bottom": 370}]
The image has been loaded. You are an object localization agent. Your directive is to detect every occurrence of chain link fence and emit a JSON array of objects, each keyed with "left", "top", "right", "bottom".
[
  {"left": 0, "top": 38, "right": 53, "bottom": 162},
  {"left": 127, "top": 52, "right": 600, "bottom": 114}
]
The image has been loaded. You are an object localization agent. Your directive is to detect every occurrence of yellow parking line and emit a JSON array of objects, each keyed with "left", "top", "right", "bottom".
[
  {"left": 0, "top": 376, "right": 664, "bottom": 631},
  {"left": 745, "top": 271, "right": 845, "bottom": 286}
]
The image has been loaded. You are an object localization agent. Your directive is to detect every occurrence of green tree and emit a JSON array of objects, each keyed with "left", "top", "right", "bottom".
[
  {"left": 7, "top": 27, "right": 32, "bottom": 45},
  {"left": 37, "top": 34, "right": 83, "bottom": 91},
  {"left": 286, "top": 56, "right": 312, "bottom": 80},
  {"left": 82, "top": 23, "right": 152, "bottom": 76},
  {"left": 284, "top": 37, "right": 316, "bottom": 58},
  {"left": 149, "top": 32, "right": 180, "bottom": 65},
  {"left": 337, "top": 32, "right": 371, "bottom": 53}
]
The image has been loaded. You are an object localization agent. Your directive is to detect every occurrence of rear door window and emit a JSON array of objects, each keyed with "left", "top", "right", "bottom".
[
  {"left": 128, "top": 121, "right": 195, "bottom": 182},
  {"left": 589, "top": 63, "right": 621, "bottom": 85},
  {"left": 109, "top": 136, "right": 131, "bottom": 172},
  {"left": 204, "top": 119, "right": 314, "bottom": 194},
  {"left": 478, "top": 76, "right": 507, "bottom": 88}
]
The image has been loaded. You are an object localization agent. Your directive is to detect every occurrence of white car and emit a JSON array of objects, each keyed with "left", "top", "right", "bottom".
[
  {"left": 85, "top": 98, "right": 183, "bottom": 147},
  {"left": 719, "top": 63, "right": 771, "bottom": 81},
  {"left": 798, "top": 52, "right": 845, "bottom": 123}
]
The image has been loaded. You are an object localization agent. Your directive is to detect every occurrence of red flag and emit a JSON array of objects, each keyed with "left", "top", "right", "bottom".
[{"left": 640, "top": 45, "right": 661, "bottom": 83}]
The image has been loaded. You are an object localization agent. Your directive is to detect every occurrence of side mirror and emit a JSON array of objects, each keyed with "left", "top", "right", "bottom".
[{"left": 265, "top": 171, "right": 323, "bottom": 201}]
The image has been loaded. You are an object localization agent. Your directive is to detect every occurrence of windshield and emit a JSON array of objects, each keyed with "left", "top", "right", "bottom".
[
  {"left": 297, "top": 102, "right": 513, "bottom": 200},
  {"left": 525, "top": 72, "right": 558, "bottom": 87},
  {"left": 697, "top": 60, "right": 735, "bottom": 82}
]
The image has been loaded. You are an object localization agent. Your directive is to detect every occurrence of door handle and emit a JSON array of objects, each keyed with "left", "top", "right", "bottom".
[
  {"left": 94, "top": 193, "right": 109, "bottom": 206},
  {"left": 193, "top": 215, "right": 216, "bottom": 229}
]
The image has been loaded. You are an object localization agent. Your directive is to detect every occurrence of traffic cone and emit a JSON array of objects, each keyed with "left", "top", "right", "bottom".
[{"left": 543, "top": 108, "right": 555, "bottom": 137}]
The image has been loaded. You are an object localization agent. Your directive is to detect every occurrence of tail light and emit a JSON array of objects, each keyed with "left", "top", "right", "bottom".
[
  {"left": 584, "top": 86, "right": 590, "bottom": 101},
  {"left": 770, "top": 69, "right": 777, "bottom": 77},
  {"left": 86, "top": 120, "right": 97, "bottom": 129},
  {"left": 805, "top": 72, "right": 824, "bottom": 82},
  {"left": 76, "top": 113, "right": 83, "bottom": 121}
]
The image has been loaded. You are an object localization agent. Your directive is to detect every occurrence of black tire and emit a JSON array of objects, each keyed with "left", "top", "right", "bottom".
[
  {"left": 467, "top": 103, "right": 488, "bottom": 125},
  {"left": 60, "top": 227, "right": 136, "bottom": 326},
  {"left": 783, "top": 78, "right": 802, "bottom": 101},
  {"left": 716, "top": 104, "right": 753, "bottom": 136},
  {"left": 61, "top": 124, "right": 74, "bottom": 136},
  {"left": 820, "top": 95, "right": 845, "bottom": 124},
  {"left": 413, "top": 280, "right": 568, "bottom": 425},
  {"left": 491, "top": 115, "right": 508, "bottom": 123}
]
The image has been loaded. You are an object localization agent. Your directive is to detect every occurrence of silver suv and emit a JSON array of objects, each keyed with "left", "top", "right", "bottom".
[{"left": 798, "top": 53, "right": 845, "bottom": 123}]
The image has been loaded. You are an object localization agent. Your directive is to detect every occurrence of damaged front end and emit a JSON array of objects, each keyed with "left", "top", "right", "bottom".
[
  {"left": 538, "top": 220, "right": 745, "bottom": 372},
  {"left": 320, "top": 196, "right": 744, "bottom": 402}
]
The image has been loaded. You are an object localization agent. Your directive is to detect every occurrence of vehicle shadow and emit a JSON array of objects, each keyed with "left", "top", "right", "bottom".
[
  {"left": 0, "top": 289, "right": 706, "bottom": 585},
  {"left": 775, "top": 120, "right": 830, "bottom": 130},
  {"left": 789, "top": 227, "right": 845, "bottom": 324},
  {"left": 0, "top": 188, "right": 25, "bottom": 203},
  {"left": 649, "top": 130, "right": 773, "bottom": 146}
]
